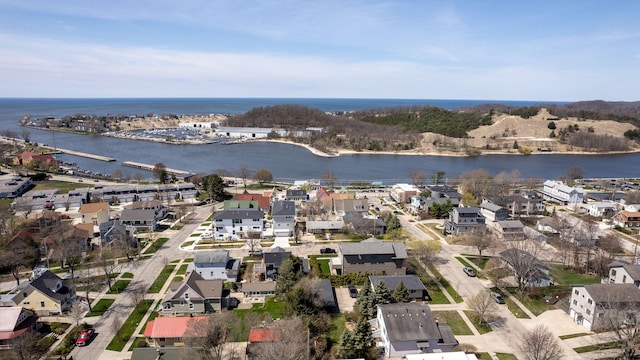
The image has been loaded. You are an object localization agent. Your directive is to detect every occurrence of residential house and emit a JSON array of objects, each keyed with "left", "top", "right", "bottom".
[
  {"left": 494, "top": 220, "right": 525, "bottom": 241},
  {"left": 99, "top": 185, "right": 137, "bottom": 203},
  {"left": 333, "top": 198, "right": 369, "bottom": 216},
  {"left": 376, "top": 303, "right": 458, "bottom": 358},
  {"left": 480, "top": 202, "right": 508, "bottom": 222},
  {"left": 369, "top": 275, "right": 428, "bottom": 301},
  {"left": 79, "top": 202, "right": 110, "bottom": 226},
  {"left": 126, "top": 200, "right": 167, "bottom": 221},
  {"left": 342, "top": 212, "right": 386, "bottom": 235},
  {"left": 190, "top": 250, "right": 240, "bottom": 282},
  {"left": 143, "top": 316, "right": 208, "bottom": 347},
  {"left": 425, "top": 185, "right": 461, "bottom": 201},
  {"left": 271, "top": 200, "right": 296, "bottom": 237},
  {"left": 536, "top": 217, "right": 560, "bottom": 234},
  {"left": 6, "top": 270, "right": 75, "bottom": 315},
  {"left": 120, "top": 208, "right": 157, "bottom": 231},
  {"left": 174, "top": 183, "right": 198, "bottom": 200},
  {"left": 500, "top": 248, "right": 551, "bottom": 288},
  {"left": 305, "top": 220, "right": 345, "bottom": 234},
  {"left": 483, "top": 193, "right": 545, "bottom": 218},
  {"left": 607, "top": 261, "right": 640, "bottom": 286},
  {"left": 333, "top": 238, "right": 407, "bottom": 275},
  {"left": 161, "top": 271, "right": 225, "bottom": 315},
  {"left": 213, "top": 209, "right": 264, "bottom": 240},
  {"left": 444, "top": 207, "right": 486, "bottom": 235},
  {"left": 234, "top": 191, "right": 270, "bottom": 212},
  {"left": 224, "top": 199, "right": 259, "bottom": 210},
  {"left": 262, "top": 246, "right": 292, "bottom": 280},
  {"left": 4, "top": 230, "right": 38, "bottom": 258},
  {"left": 240, "top": 282, "right": 276, "bottom": 301},
  {"left": 315, "top": 279, "right": 338, "bottom": 312},
  {"left": 319, "top": 191, "right": 354, "bottom": 211},
  {"left": 588, "top": 201, "right": 617, "bottom": 218},
  {"left": 99, "top": 220, "right": 135, "bottom": 246},
  {"left": 390, "top": 183, "right": 419, "bottom": 204},
  {"left": 134, "top": 184, "right": 158, "bottom": 202},
  {"left": 405, "top": 352, "right": 479, "bottom": 360},
  {"left": 285, "top": 189, "right": 308, "bottom": 203},
  {"left": 246, "top": 327, "right": 280, "bottom": 359},
  {"left": 624, "top": 204, "right": 640, "bottom": 212},
  {"left": 569, "top": 283, "right": 640, "bottom": 331},
  {"left": 540, "top": 180, "right": 584, "bottom": 205},
  {"left": 612, "top": 211, "right": 640, "bottom": 230},
  {"left": 408, "top": 196, "right": 459, "bottom": 215},
  {"left": 13, "top": 151, "right": 57, "bottom": 170},
  {"left": 0, "top": 307, "right": 38, "bottom": 350}
]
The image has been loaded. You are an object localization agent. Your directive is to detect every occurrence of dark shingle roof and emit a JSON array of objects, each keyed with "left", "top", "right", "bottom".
[
  {"left": 582, "top": 283, "right": 640, "bottom": 303},
  {"left": 609, "top": 261, "right": 640, "bottom": 281},
  {"left": 30, "top": 270, "right": 72, "bottom": 302},
  {"left": 369, "top": 275, "right": 426, "bottom": 292},
  {"left": 377, "top": 303, "right": 458, "bottom": 345},
  {"left": 271, "top": 200, "right": 296, "bottom": 216},
  {"left": 340, "top": 238, "right": 407, "bottom": 258},
  {"left": 213, "top": 209, "right": 264, "bottom": 220}
]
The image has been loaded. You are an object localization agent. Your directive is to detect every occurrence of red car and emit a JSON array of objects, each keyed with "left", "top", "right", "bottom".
[{"left": 76, "top": 329, "right": 95, "bottom": 346}]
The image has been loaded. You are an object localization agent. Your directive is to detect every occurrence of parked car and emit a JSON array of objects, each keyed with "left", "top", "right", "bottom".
[
  {"left": 320, "top": 247, "right": 336, "bottom": 254},
  {"left": 76, "top": 328, "right": 95, "bottom": 346},
  {"left": 463, "top": 267, "right": 476, "bottom": 277},
  {"left": 491, "top": 292, "right": 505, "bottom": 304},
  {"left": 348, "top": 285, "right": 358, "bottom": 298},
  {"left": 200, "top": 231, "right": 213, "bottom": 239}
]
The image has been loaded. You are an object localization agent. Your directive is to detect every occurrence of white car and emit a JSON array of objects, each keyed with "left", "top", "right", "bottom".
[{"left": 200, "top": 231, "right": 213, "bottom": 239}]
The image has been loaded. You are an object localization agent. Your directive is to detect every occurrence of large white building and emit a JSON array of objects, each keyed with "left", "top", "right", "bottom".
[
  {"left": 213, "top": 209, "right": 264, "bottom": 240},
  {"left": 390, "top": 183, "right": 419, "bottom": 203},
  {"left": 540, "top": 180, "right": 584, "bottom": 205}
]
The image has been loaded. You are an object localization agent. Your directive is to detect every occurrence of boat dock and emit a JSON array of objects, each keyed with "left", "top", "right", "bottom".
[
  {"left": 122, "top": 161, "right": 193, "bottom": 176},
  {"left": 41, "top": 146, "right": 116, "bottom": 162}
]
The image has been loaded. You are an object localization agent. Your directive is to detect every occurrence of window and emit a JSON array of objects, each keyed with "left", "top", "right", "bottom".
[
  {"left": 23, "top": 292, "right": 27, "bottom": 298},
  {"left": 623, "top": 275, "right": 627, "bottom": 283},
  {"left": 189, "top": 303, "right": 194, "bottom": 310},
  {"left": 23, "top": 302, "right": 30, "bottom": 305},
  {"left": 586, "top": 309, "right": 591, "bottom": 315},
  {"left": 587, "top": 299, "right": 593, "bottom": 304},
  {"left": 611, "top": 269, "right": 617, "bottom": 276},
  {"left": 574, "top": 289, "right": 579, "bottom": 295},
  {"left": 40, "top": 301, "right": 45, "bottom": 307},
  {"left": 572, "top": 300, "right": 577, "bottom": 305},
  {"left": 184, "top": 293, "right": 189, "bottom": 300}
]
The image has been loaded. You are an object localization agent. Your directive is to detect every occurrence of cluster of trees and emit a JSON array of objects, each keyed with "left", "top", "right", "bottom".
[
  {"left": 353, "top": 106, "right": 492, "bottom": 138},
  {"left": 225, "top": 104, "right": 420, "bottom": 153},
  {"left": 567, "top": 132, "right": 631, "bottom": 152},
  {"left": 354, "top": 281, "right": 410, "bottom": 319}
]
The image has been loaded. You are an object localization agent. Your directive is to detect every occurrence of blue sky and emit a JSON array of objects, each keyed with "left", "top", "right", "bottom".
[{"left": 0, "top": 1, "right": 638, "bottom": 100}]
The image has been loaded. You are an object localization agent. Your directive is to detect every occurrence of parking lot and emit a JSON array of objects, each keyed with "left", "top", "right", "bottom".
[{"left": 334, "top": 285, "right": 357, "bottom": 313}]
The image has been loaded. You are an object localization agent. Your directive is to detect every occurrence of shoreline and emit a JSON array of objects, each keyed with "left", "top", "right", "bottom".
[{"left": 19, "top": 126, "right": 640, "bottom": 158}]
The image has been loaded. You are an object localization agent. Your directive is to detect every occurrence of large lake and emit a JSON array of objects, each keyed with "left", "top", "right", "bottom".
[{"left": 0, "top": 98, "right": 637, "bottom": 183}]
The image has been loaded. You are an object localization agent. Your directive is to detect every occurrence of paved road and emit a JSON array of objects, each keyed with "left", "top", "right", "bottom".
[{"left": 71, "top": 204, "right": 214, "bottom": 360}]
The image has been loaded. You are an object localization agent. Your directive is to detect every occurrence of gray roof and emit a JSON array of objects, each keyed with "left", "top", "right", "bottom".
[
  {"left": 377, "top": 303, "right": 458, "bottom": 345},
  {"left": 30, "top": 270, "right": 73, "bottom": 302},
  {"left": 271, "top": 200, "right": 296, "bottom": 216},
  {"left": 241, "top": 281, "right": 277, "bottom": 292},
  {"left": 264, "top": 247, "right": 292, "bottom": 266},
  {"left": 500, "top": 248, "right": 549, "bottom": 270},
  {"left": 194, "top": 250, "right": 229, "bottom": 264},
  {"left": 340, "top": 239, "right": 407, "bottom": 259},
  {"left": 609, "top": 261, "right": 640, "bottom": 281},
  {"left": 164, "top": 271, "right": 223, "bottom": 301},
  {"left": 481, "top": 202, "right": 504, "bottom": 212},
  {"left": 369, "top": 275, "right": 426, "bottom": 292},
  {"left": 214, "top": 209, "right": 264, "bottom": 220},
  {"left": 286, "top": 189, "right": 307, "bottom": 197},
  {"left": 315, "top": 279, "right": 337, "bottom": 308},
  {"left": 455, "top": 206, "right": 480, "bottom": 214},
  {"left": 120, "top": 208, "right": 155, "bottom": 221},
  {"left": 131, "top": 347, "right": 185, "bottom": 360},
  {"left": 581, "top": 283, "right": 640, "bottom": 303},
  {"left": 497, "top": 220, "right": 524, "bottom": 229}
]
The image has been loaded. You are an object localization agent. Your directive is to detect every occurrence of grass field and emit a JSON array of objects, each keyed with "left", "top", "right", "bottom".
[
  {"left": 85, "top": 298, "right": 115, "bottom": 317},
  {"left": 143, "top": 237, "right": 169, "bottom": 254},
  {"left": 432, "top": 310, "right": 473, "bottom": 335},
  {"left": 147, "top": 265, "right": 175, "bottom": 293},
  {"left": 106, "top": 300, "right": 154, "bottom": 351},
  {"left": 106, "top": 280, "right": 131, "bottom": 294}
]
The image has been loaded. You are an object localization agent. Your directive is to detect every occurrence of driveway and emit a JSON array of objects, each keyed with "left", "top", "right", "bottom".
[{"left": 335, "top": 286, "right": 357, "bottom": 313}]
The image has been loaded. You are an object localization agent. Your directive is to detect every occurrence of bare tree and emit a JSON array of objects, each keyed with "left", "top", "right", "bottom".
[
  {"left": 484, "top": 257, "right": 511, "bottom": 289},
  {"left": 409, "top": 170, "right": 427, "bottom": 188},
  {"left": 251, "top": 317, "right": 309, "bottom": 360},
  {"left": 502, "top": 241, "right": 546, "bottom": 292},
  {"left": 128, "top": 281, "right": 146, "bottom": 309},
  {"left": 563, "top": 165, "right": 585, "bottom": 185},
  {"left": 185, "top": 312, "right": 242, "bottom": 360},
  {"left": 97, "top": 247, "right": 125, "bottom": 292},
  {"left": 237, "top": 164, "right": 249, "bottom": 188},
  {"left": 20, "top": 129, "right": 31, "bottom": 143},
  {"left": 518, "top": 325, "right": 563, "bottom": 360},
  {"left": 12, "top": 197, "right": 33, "bottom": 218},
  {"left": 321, "top": 171, "right": 337, "bottom": 189},
  {"left": 50, "top": 223, "right": 86, "bottom": 280},
  {"left": 11, "top": 329, "right": 46, "bottom": 360},
  {"left": 460, "top": 233, "right": 495, "bottom": 256},
  {"left": 600, "top": 293, "right": 640, "bottom": 359},
  {"left": 69, "top": 301, "right": 86, "bottom": 329},
  {"left": 467, "top": 289, "right": 498, "bottom": 325},
  {"left": 152, "top": 162, "right": 168, "bottom": 183},
  {"left": 411, "top": 239, "right": 442, "bottom": 265}
]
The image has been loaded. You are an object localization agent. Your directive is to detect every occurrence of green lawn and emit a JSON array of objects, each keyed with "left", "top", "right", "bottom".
[
  {"left": 143, "top": 237, "right": 169, "bottom": 254},
  {"left": 432, "top": 310, "right": 473, "bottom": 335},
  {"left": 34, "top": 180, "right": 92, "bottom": 194},
  {"left": 573, "top": 340, "right": 621, "bottom": 353},
  {"left": 407, "top": 258, "right": 449, "bottom": 304},
  {"left": 475, "top": 353, "right": 492, "bottom": 360},
  {"left": 106, "top": 299, "right": 154, "bottom": 351},
  {"left": 462, "top": 310, "right": 492, "bottom": 334},
  {"left": 461, "top": 254, "right": 492, "bottom": 269},
  {"left": 85, "top": 298, "right": 115, "bottom": 317},
  {"left": 106, "top": 280, "right": 131, "bottom": 294},
  {"left": 184, "top": 258, "right": 194, "bottom": 262},
  {"left": 147, "top": 265, "right": 176, "bottom": 293},
  {"left": 550, "top": 264, "right": 601, "bottom": 285},
  {"left": 559, "top": 333, "right": 590, "bottom": 340},
  {"left": 176, "top": 264, "right": 189, "bottom": 275},
  {"left": 317, "top": 259, "right": 331, "bottom": 276},
  {"left": 121, "top": 272, "right": 134, "bottom": 279},
  {"left": 427, "top": 263, "right": 463, "bottom": 303},
  {"left": 495, "top": 353, "right": 518, "bottom": 360},
  {"left": 233, "top": 297, "right": 286, "bottom": 341}
]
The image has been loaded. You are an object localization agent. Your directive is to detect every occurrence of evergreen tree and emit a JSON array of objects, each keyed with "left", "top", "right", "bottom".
[
  {"left": 203, "top": 174, "right": 227, "bottom": 201},
  {"left": 338, "top": 329, "right": 356, "bottom": 359},
  {"left": 385, "top": 214, "right": 401, "bottom": 231},
  {"left": 275, "top": 256, "right": 304, "bottom": 296},
  {"left": 352, "top": 318, "right": 376, "bottom": 359},
  {"left": 354, "top": 284, "right": 376, "bottom": 319},
  {"left": 392, "top": 281, "right": 410, "bottom": 303},
  {"left": 374, "top": 280, "right": 392, "bottom": 305}
]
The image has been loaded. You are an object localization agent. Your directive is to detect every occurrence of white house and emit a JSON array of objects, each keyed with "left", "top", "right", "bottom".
[
  {"left": 540, "top": 180, "right": 584, "bottom": 205},
  {"left": 607, "top": 261, "right": 640, "bottom": 286},
  {"left": 587, "top": 201, "right": 617, "bottom": 218},
  {"left": 271, "top": 200, "right": 296, "bottom": 237},
  {"left": 189, "top": 250, "right": 240, "bottom": 282},
  {"left": 213, "top": 209, "right": 264, "bottom": 240},
  {"left": 376, "top": 303, "right": 458, "bottom": 358},
  {"left": 569, "top": 283, "right": 640, "bottom": 331}
]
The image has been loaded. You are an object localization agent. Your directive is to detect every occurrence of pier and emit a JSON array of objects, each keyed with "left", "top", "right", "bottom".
[
  {"left": 42, "top": 146, "right": 116, "bottom": 162},
  {"left": 122, "top": 161, "right": 193, "bottom": 176}
]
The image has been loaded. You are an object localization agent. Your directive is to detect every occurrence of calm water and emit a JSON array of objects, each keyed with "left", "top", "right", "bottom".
[{"left": 0, "top": 98, "right": 637, "bottom": 183}]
